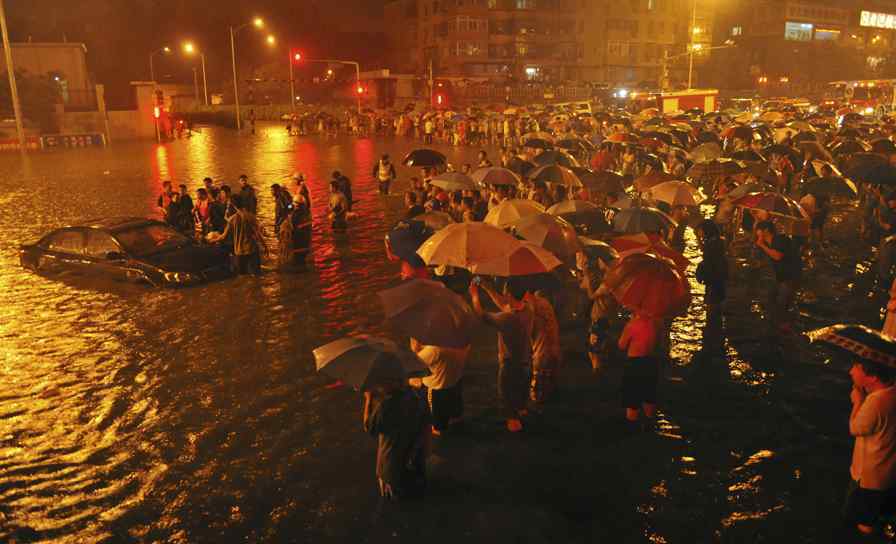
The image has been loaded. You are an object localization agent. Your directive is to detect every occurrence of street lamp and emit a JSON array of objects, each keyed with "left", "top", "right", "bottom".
[
  {"left": 295, "top": 57, "right": 362, "bottom": 114},
  {"left": 230, "top": 16, "right": 267, "bottom": 131},
  {"left": 149, "top": 45, "right": 171, "bottom": 83},
  {"left": 183, "top": 42, "right": 208, "bottom": 106},
  {"left": 267, "top": 35, "right": 276, "bottom": 46}
]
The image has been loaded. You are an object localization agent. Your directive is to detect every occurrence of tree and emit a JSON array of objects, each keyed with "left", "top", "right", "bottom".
[{"left": 0, "top": 70, "right": 61, "bottom": 132}]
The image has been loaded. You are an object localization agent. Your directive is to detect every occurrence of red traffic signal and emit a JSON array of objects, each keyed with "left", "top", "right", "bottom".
[
  {"left": 293, "top": 52, "right": 302, "bottom": 61},
  {"left": 356, "top": 85, "right": 365, "bottom": 94}
]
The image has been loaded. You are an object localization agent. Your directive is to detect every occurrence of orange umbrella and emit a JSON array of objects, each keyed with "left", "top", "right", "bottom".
[
  {"left": 602, "top": 253, "right": 691, "bottom": 318},
  {"left": 633, "top": 170, "right": 677, "bottom": 192},
  {"left": 609, "top": 233, "right": 690, "bottom": 272}
]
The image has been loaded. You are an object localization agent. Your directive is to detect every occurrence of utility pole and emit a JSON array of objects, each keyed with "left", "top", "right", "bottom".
[
  {"left": 0, "top": 0, "right": 25, "bottom": 150},
  {"left": 289, "top": 51, "right": 296, "bottom": 112},
  {"left": 688, "top": 0, "right": 697, "bottom": 89},
  {"left": 230, "top": 26, "right": 241, "bottom": 130},
  {"left": 192, "top": 67, "right": 199, "bottom": 103},
  {"left": 200, "top": 54, "right": 208, "bottom": 106}
]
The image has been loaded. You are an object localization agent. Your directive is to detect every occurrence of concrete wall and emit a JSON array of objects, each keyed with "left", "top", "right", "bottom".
[{"left": 1, "top": 43, "right": 91, "bottom": 89}]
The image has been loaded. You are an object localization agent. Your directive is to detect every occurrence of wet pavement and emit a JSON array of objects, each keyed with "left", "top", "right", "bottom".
[{"left": 0, "top": 123, "right": 886, "bottom": 543}]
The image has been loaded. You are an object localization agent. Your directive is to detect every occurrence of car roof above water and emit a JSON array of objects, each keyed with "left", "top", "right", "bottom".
[{"left": 79, "top": 217, "right": 159, "bottom": 232}]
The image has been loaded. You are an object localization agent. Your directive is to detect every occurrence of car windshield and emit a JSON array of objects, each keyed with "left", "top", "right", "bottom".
[{"left": 115, "top": 224, "right": 189, "bottom": 256}]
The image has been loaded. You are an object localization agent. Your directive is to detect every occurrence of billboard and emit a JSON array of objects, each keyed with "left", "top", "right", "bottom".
[
  {"left": 785, "top": 21, "right": 813, "bottom": 41},
  {"left": 861, "top": 10, "right": 896, "bottom": 30}
]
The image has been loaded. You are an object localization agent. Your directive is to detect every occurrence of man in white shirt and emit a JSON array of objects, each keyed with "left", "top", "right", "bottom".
[
  {"left": 409, "top": 338, "right": 470, "bottom": 436},
  {"left": 845, "top": 358, "right": 896, "bottom": 535}
]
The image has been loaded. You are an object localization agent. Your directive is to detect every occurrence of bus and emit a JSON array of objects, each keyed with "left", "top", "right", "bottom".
[{"left": 826, "top": 79, "right": 896, "bottom": 117}]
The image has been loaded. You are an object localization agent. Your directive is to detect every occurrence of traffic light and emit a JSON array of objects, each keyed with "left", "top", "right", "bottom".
[
  {"left": 356, "top": 85, "right": 365, "bottom": 95},
  {"left": 293, "top": 52, "right": 302, "bottom": 62}
]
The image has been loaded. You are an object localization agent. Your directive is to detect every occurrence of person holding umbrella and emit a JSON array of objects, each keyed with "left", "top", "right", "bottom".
[
  {"left": 408, "top": 338, "right": 470, "bottom": 436},
  {"left": 618, "top": 310, "right": 660, "bottom": 428},
  {"left": 754, "top": 220, "right": 802, "bottom": 337},
  {"left": 362, "top": 361, "right": 431, "bottom": 500},
  {"left": 695, "top": 220, "right": 729, "bottom": 349},
  {"left": 469, "top": 278, "right": 534, "bottom": 433}
]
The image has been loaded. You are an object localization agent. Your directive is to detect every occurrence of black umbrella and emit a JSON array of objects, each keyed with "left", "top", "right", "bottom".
[
  {"left": 578, "top": 236, "right": 619, "bottom": 266},
  {"left": 556, "top": 138, "right": 592, "bottom": 155},
  {"left": 831, "top": 139, "right": 870, "bottom": 156},
  {"left": 838, "top": 127, "right": 862, "bottom": 139},
  {"left": 533, "top": 150, "right": 580, "bottom": 168},
  {"left": 696, "top": 131, "right": 720, "bottom": 143},
  {"left": 727, "top": 125, "right": 754, "bottom": 141},
  {"left": 581, "top": 169, "right": 627, "bottom": 194},
  {"left": 792, "top": 131, "right": 818, "bottom": 144},
  {"left": 524, "top": 138, "right": 554, "bottom": 150},
  {"left": 801, "top": 176, "right": 858, "bottom": 198},
  {"left": 844, "top": 153, "right": 896, "bottom": 184},
  {"left": 313, "top": 336, "right": 428, "bottom": 391},
  {"left": 809, "top": 324, "right": 896, "bottom": 367},
  {"left": 506, "top": 156, "right": 537, "bottom": 179},
  {"left": 640, "top": 131, "right": 675, "bottom": 146},
  {"left": 728, "top": 149, "right": 765, "bottom": 162},
  {"left": 403, "top": 148, "right": 447, "bottom": 167},
  {"left": 871, "top": 138, "right": 896, "bottom": 154},
  {"left": 378, "top": 279, "right": 476, "bottom": 349},
  {"left": 386, "top": 220, "right": 431, "bottom": 267},
  {"left": 612, "top": 207, "right": 677, "bottom": 234},
  {"left": 764, "top": 144, "right": 804, "bottom": 170}
]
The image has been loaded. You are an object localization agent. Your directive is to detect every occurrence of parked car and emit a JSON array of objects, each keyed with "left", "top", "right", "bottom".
[{"left": 19, "top": 217, "right": 231, "bottom": 287}]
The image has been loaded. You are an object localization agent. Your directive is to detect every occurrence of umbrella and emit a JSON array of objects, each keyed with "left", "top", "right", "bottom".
[
  {"left": 578, "top": 237, "right": 619, "bottom": 266},
  {"left": 640, "top": 130, "right": 676, "bottom": 146},
  {"left": 647, "top": 180, "right": 705, "bottom": 207},
  {"left": 533, "top": 150, "right": 580, "bottom": 168},
  {"left": 472, "top": 166, "right": 521, "bottom": 187},
  {"left": 633, "top": 170, "right": 677, "bottom": 192},
  {"left": 728, "top": 149, "right": 765, "bottom": 162},
  {"left": 844, "top": 153, "right": 896, "bottom": 185},
  {"left": 378, "top": 279, "right": 476, "bottom": 349},
  {"left": 524, "top": 138, "right": 554, "bottom": 150},
  {"left": 697, "top": 131, "right": 721, "bottom": 143},
  {"left": 612, "top": 207, "right": 677, "bottom": 234},
  {"left": 801, "top": 176, "right": 858, "bottom": 198},
  {"left": 547, "top": 199, "right": 599, "bottom": 215},
  {"left": 871, "top": 138, "right": 896, "bottom": 154},
  {"left": 759, "top": 111, "right": 785, "bottom": 123},
  {"left": 313, "top": 336, "right": 428, "bottom": 390},
  {"left": 808, "top": 324, "right": 896, "bottom": 367},
  {"left": 787, "top": 120, "right": 814, "bottom": 132},
  {"left": 386, "top": 220, "right": 431, "bottom": 267},
  {"left": 737, "top": 160, "right": 773, "bottom": 180},
  {"left": 609, "top": 232, "right": 690, "bottom": 272},
  {"left": 722, "top": 125, "right": 754, "bottom": 141},
  {"left": 403, "top": 148, "right": 447, "bottom": 168},
  {"left": 412, "top": 211, "right": 455, "bottom": 231},
  {"left": 798, "top": 141, "right": 833, "bottom": 162},
  {"left": 722, "top": 181, "right": 776, "bottom": 201},
  {"left": 430, "top": 172, "right": 477, "bottom": 192},
  {"left": 484, "top": 199, "right": 546, "bottom": 228},
  {"left": 602, "top": 253, "right": 691, "bottom": 318},
  {"left": 733, "top": 192, "right": 810, "bottom": 220},
  {"left": 510, "top": 213, "right": 580, "bottom": 260},
  {"left": 523, "top": 131, "right": 554, "bottom": 142},
  {"left": 505, "top": 156, "right": 537, "bottom": 178},
  {"left": 556, "top": 138, "right": 595, "bottom": 154},
  {"left": 529, "top": 165, "right": 583, "bottom": 188},
  {"left": 579, "top": 170, "right": 627, "bottom": 194},
  {"left": 475, "top": 241, "right": 563, "bottom": 276},
  {"left": 690, "top": 142, "right": 723, "bottom": 163},
  {"left": 687, "top": 159, "right": 744, "bottom": 182},
  {"left": 606, "top": 132, "right": 639, "bottom": 144},
  {"left": 763, "top": 144, "right": 804, "bottom": 169},
  {"left": 417, "top": 222, "right": 522, "bottom": 272},
  {"left": 831, "top": 139, "right": 870, "bottom": 156}
]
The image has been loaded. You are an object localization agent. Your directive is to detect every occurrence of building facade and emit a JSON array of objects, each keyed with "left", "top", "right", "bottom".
[
  {"left": 710, "top": 0, "right": 896, "bottom": 90},
  {"left": 384, "top": 0, "right": 713, "bottom": 88}
]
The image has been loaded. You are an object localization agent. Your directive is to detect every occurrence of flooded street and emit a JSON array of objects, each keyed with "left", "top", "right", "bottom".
[{"left": 0, "top": 124, "right": 881, "bottom": 543}]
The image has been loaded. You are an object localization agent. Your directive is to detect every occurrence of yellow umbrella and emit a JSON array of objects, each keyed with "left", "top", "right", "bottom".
[
  {"left": 416, "top": 222, "right": 523, "bottom": 272},
  {"left": 483, "top": 199, "right": 546, "bottom": 228},
  {"left": 647, "top": 181, "right": 705, "bottom": 207}
]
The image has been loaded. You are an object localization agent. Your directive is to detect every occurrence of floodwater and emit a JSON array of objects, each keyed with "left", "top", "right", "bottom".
[{"left": 0, "top": 124, "right": 883, "bottom": 543}]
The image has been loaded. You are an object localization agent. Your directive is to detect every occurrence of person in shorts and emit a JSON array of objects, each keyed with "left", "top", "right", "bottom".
[
  {"left": 844, "top": 358, "right": 896, "bottom": 535},
  {"left": 618, "top": 312, "right": 659, "bottom": 427}
]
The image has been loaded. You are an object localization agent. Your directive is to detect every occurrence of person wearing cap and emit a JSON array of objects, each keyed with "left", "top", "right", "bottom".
[
  {"left": 373, "top": 154, "right": 397, "bottom": 196},
  {"left": 844, "top": 357, "right": 896, "bottom": 535}
]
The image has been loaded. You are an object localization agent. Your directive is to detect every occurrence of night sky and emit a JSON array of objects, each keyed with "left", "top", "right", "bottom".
[{"left": 7, "top": 0, "right": 389, "bottom": 106}]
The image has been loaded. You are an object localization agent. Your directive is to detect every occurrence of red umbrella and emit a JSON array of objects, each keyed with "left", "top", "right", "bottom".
[
  {"left": 603, "top": 253, "right": 691, "bottom": 318},
  {"left": 609, "top": 233, "right": 690, "bottom": 272},
  {"left": 633, "top": 170, "right": 677, "bottom": 192},
  {"left": 733, "top": 191, "right": 809, "bottom": 220}
]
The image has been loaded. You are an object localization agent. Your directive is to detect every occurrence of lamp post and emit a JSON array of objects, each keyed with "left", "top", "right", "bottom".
[
  {"left": 0, "top": 0, "right": 24, "bottom": 150},
  {"left": 688, "top": 0, "right": 698, "bottom": 89},
  {"left": 230, "top": 17, "right": 265, "bottom": 131},
  {"left": 183, "top": 42, "right": 208, "bottom": 105},
  {"left": 290, "top": 51, "right": 301, "bottom": 112},
  {"left": 149, "top": 46, "right": 171, "bottom": 83}
]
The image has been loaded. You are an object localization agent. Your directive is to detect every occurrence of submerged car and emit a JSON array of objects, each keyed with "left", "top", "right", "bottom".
[{"left": 19, "top": 217, "right": 231, "bottom": 287}]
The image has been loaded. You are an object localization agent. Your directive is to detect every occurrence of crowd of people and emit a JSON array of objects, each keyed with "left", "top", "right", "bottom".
[{"left": 163, "top": 99, "right": 896, "bottom": 536}]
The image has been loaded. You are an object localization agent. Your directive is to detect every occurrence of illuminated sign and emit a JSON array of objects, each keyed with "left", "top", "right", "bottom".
[
  {"left": 815, "top": 28, "right": 841, "bottom": 41},
  {"left": 785, "top": 21, "right": 813, "bottom": 41},
  {"left": 861, "top": 10, "right": 896, "bottom": 29}
]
